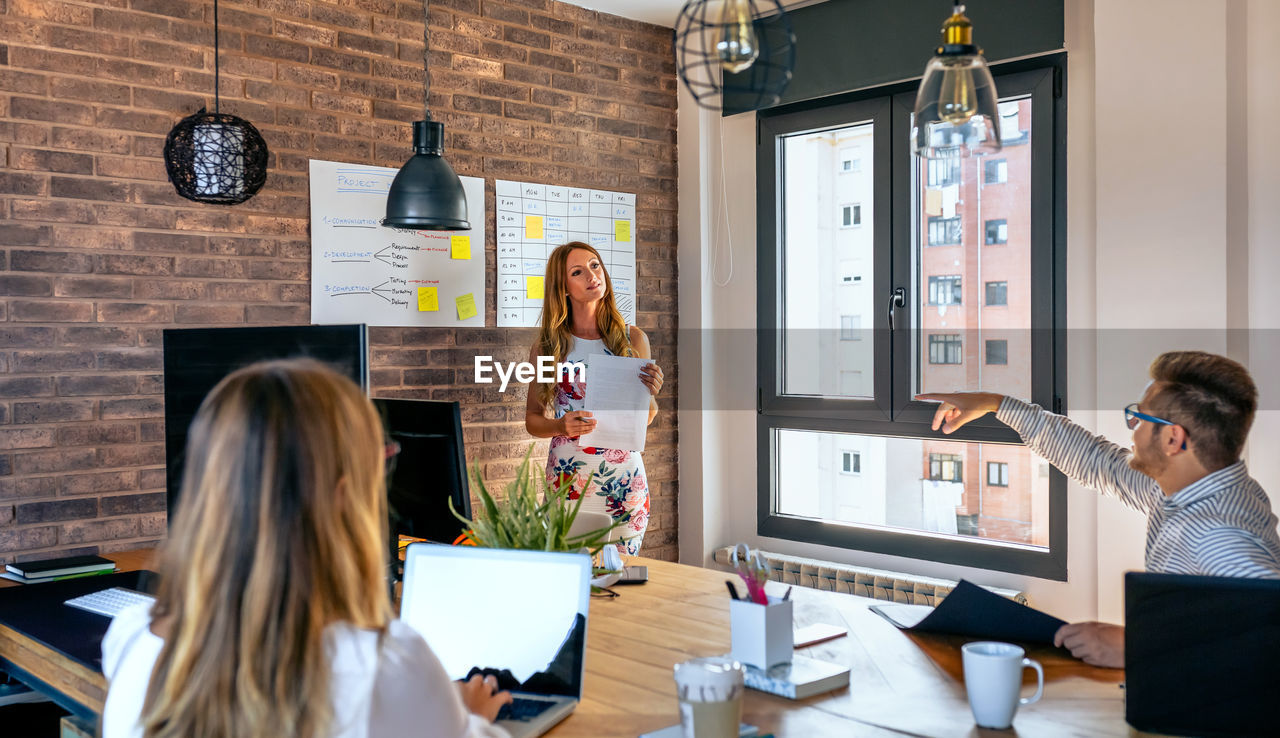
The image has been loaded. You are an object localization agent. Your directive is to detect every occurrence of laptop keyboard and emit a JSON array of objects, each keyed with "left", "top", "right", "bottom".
[
  {"left": 64, "top": 587, "right": 156, "bottom": 618},
  {"left": 497, "top": 697, "right": 557, "bottom": 722}
]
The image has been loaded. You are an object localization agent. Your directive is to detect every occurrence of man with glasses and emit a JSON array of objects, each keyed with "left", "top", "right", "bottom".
[{"left": 917, "top": 350, "right": 1280, "bottom": 668}]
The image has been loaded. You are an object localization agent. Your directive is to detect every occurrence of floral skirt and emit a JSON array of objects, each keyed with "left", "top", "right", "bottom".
[{"left": 545, "top": 435, "right": 650, "bottom": 555}]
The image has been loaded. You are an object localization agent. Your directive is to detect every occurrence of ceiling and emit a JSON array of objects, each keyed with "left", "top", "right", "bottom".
[
  {"left": 560, "top": 1, "right": 686, "bottom": 28},
  {"left": 559, "top": 0, "right": 822, "bottom": 31}
]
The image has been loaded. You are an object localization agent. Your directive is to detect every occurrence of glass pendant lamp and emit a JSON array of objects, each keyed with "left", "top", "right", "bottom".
[{"left": 911, "top": 3, "right": 1001, "bottom": 159}]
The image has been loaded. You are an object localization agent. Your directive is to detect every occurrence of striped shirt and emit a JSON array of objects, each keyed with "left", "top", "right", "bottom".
[{"left": 998, "top": 397, "right": 1280, "bottom": 578}]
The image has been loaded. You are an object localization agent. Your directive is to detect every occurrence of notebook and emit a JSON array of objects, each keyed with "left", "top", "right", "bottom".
[
  {"left": 869, "top": 579, "right": 1066, "bottom": 645},
  {"left": 400, "top": 544, "right": 592, "bottom": 738},
  {"left": 1125, "top": 572, "right": 1280, "bottom": 737}
]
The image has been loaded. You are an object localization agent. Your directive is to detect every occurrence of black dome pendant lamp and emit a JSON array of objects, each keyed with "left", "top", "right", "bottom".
[{"left": 383, "top": 0, "right": 469, "bottom": 230}]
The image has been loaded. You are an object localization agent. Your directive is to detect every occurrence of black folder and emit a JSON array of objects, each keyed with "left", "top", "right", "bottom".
[{"left": 869, "top": 579, "right": 1066, "bottom": 645}]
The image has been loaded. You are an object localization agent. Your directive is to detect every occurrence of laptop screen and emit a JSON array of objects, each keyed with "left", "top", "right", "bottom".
[{"left": 400, "top": 545, "right": 592, "bottom": 699}]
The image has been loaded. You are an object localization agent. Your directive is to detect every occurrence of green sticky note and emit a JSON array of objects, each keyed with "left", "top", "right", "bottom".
[
  {"left": 614, "top": 220, "right": 631, "bottom": 242},
  {"left": 526, "top": 215, "right": 544, "bottom": 239},
  {"left": 450, "top": 235, "right": 471, "bottom": 260},
  {"left": 417, "top": 287, "right": 438, "bottom": 312},
  {"left": 526, "top": 276, "right": 544, "bottom": 300},
  {"left": 455, "top": 293, "right": 477, "bottom": 320}
]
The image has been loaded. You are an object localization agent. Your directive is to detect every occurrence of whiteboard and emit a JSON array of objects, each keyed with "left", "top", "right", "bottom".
[
  {"left": 495, "top": 179, "right": 636, "bottom": 327},
  {"left": 309, "top": 159, "right": 486, "bottom": 327}
]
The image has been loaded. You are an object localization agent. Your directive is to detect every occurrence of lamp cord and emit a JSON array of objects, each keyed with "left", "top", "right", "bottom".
[
  {"left": 423, "top": 0, "right": 431, "bottom": 111},
  {"left": 213, "top": 0, "right": 220, "bottom": 114}
]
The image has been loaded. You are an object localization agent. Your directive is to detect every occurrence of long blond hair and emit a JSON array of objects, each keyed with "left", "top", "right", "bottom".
[
  {"left": 141, "top": 359, "right": 391, "bottom": 738},
  {"left": 536, "top": 241, "right": 633, "bottom": 406}
]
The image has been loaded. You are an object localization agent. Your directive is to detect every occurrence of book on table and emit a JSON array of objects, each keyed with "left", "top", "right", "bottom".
[
  {"left": 4, "top": 555, "right": 115, "bottom": 580},
  {"left": 741, "top": 653, "right": 850, "bottom": 700}
]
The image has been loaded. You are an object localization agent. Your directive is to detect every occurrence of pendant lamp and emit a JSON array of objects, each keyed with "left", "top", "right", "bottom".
[
  {"left": 911, "top": 2, "right": 1002, "bottom": 159},
  {"left": 163, "top": 0, "right": 268, "bottom": 205},
  {"left": 383, "top": 0, "right": 469, "bottom": 230},
  {"left": 674, "top": 0, "right": 795, "bottom": 111}
]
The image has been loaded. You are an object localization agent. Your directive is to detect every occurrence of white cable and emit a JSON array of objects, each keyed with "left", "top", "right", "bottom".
[{"left": 710, "top": 109, "right": 735, "bottom": 288}]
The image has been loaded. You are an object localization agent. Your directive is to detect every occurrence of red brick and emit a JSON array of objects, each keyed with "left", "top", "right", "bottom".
[
  {"left": 97, "top": 303, "right": 174, "bottom": 324},
  {"left": 0, "top": 275, "right": 52, "bottom": 297},
  {"left": 55, "top": 375, "right": 137, "bottom": 397},
  {"left": 95, "top": 349, "right": 162, "bottom": 371},
  {"left": 12, "top": 400, "right": 96, "bottom": 424},
  {"left": 0, "top": 428, "right": 56, "bottom": 449},
  {"left": 60, "top": 517, "right": 139, "bottom": 544},
  {"left": 57, "top": 327, "right": 135, "bottom": 347},
  {"left": 0, "top": 527, "right": 57, "bottom": 552},
  {"left": 0, "top": 171, "right": 49, "bottom": 196}
]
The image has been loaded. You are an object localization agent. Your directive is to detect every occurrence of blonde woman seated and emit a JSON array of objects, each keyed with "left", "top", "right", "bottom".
[{"left": 101, "top": 359, "right": 512, "bottom": 738}]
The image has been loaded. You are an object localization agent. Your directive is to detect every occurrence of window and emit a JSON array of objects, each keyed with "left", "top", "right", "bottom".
[
  {"left": 929, "top": 453, "right": 963, "bottom": 482},
  {"left": 926, "top": 158, "right": 960, "bottom": 187},
  {"left": 986, "top": 340, "right": 1008, "bottom": 365},
  {"left": 839, "top": 260, "right": 863, "bottom": 284},
  {"left": 927, "top": 216, "right": 961, "bottom": 246},
  {"left": 984, "top": 159, "right": 1008, "bottom": 184},
  {"left": 985, "top": 281, "right": 1007, "bottom": 306},
  {"left": 841, "top": 203, "right": 862, "bottom": 227},
  {"left": 758, "top": 57, "right": 1067, "bottom": 579},
  {"left": 840, "top": 315, "right": 861, "bottom": 340},
  {"left": 928, "top": 334, "right": 962, "bottom": 364},
  {"left": 927, "top": 275, "right": 962, "bottom": 306},
  {"left": 841, "top": 156, "right": 862, "bottom": 173},
  {"left": 987, "top": 461, "right": 1009, "bottom": 487},
  {"left": 985, "top": 219, "right": 1008, "bottom": 245},
  {"left": 841, "top": 450, "right": 861, "bottom": 474}
]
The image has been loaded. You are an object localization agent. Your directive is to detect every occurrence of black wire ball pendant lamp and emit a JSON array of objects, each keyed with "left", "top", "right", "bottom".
[
  {"left": 382, "top": 0, "right": 469, "bottom": 230},
  {"left": 674, "top": 0, "right": 795, "bottom": 111},
  {"left": 163, "top": 0, "right": 268, "bottom": 205}
]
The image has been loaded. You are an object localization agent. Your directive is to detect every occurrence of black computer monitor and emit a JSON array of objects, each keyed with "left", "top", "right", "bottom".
[
  {"left": 374, "top": 398, "right": 472, "bottom": 548},
  {"left": 162, "top": 324, "right": 369, "bottom": 521}
]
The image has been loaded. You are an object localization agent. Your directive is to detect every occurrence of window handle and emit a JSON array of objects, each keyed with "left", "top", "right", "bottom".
[{"left": 887, "top": 287, "right": 905, "bottom": 331}]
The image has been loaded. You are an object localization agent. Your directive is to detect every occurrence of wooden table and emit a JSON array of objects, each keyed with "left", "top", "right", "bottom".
[{"left": 1, "top": 551, "right": 1146, "bottom": 736}]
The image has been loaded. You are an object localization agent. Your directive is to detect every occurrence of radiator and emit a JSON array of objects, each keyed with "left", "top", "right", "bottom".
[{"left": 713, "top": 546, "right": 1028, "bottom": 606}]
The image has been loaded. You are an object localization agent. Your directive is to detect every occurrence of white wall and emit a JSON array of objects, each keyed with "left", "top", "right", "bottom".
[{"left": 676, "top": 0, "right": 1280, "bottom": 624}]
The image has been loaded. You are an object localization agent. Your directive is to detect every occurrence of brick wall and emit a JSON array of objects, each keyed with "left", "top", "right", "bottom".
[{"left": 0, "top": 0, "right": 679, "bottom": 563}]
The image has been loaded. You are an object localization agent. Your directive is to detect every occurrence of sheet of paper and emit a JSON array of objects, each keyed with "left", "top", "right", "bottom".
[{"left": 582, "top": 353, "right": 651, "bottom": 452}]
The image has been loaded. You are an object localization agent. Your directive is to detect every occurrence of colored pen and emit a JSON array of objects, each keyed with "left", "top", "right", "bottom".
[
  {"left": 782, "top": 586, "right": 792, "bottom": 601},
  {"left": 725, "top": 580, "right": 741, "bottom": 601}
]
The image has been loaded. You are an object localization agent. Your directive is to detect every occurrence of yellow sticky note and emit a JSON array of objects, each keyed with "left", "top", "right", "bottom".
[
  {"left": 614, "top": 220, "right": 631, "bottom": 242},
  {"left": 526, "top": 215, "right": 544, "bottom": 239},
  {"left": 417, "top": 287, "right": 438, "bottom": 312},
  {"left": 455, "top": 293, "right": 477, "bottom": 320},
  {"left": 450, "top": 235, "right": 471, "bottom": 260},
  {"left": 526, "top": 276, "right": 544, "bottom": 300}
]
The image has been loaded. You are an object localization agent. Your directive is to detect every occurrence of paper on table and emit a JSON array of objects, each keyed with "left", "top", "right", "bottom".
[{"left": 582, "top": 353, "right": 651, "bottom": 452}]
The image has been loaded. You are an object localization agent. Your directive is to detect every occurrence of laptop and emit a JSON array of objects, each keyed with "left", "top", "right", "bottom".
[
  {"left": 1124, "top": 572, "right": 1280, "bottom": 737},
  {"left": 400, "top": 544, "right": 592, "bottom": 738}
]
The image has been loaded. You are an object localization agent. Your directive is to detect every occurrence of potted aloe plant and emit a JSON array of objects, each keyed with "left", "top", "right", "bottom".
[{"left": 451, "top": 444, "right": 630, "bottom": 560}]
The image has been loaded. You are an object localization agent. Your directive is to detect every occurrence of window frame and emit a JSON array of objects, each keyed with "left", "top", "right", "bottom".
[
  {"left": 985, "top": 280, "right": 1008, "bottom": 306},
  {"left": 841, "top": 450, "right": 861, "bottom": 475},
  {"left": 984, "top": 158, "right": 1008, "bottom": 184},
  {"left": 927, "top": 275, "right": 962, "bottom": 306},
  {"left": 927, "top": 333, "right": 963, "bottom": 365},
  {"left": 986, "top": 339, "right": 1009, "bottom": 365},
  {"left": 987, "top": 461, "right": 1010, "bottom": 487},
  {"left": 927, "top": 215, "right": 962, "bottom": 246},
  {"left": 985, "top": 218, "right": 1009, "bottom": 245},
  {"left": 841, "top": 203, "right": 862, "bottom": 228},
  {"left": 756, "top": 56, "right": 1068, "bottom": 580}
]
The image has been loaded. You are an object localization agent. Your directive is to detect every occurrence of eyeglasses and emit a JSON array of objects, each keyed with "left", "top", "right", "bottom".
[
  {"left": 1124, "top": 403, "right": 1187, "bottom": 450},
  {"left": 1123, "top": 403, "right": 1176, "bottom": 430}
]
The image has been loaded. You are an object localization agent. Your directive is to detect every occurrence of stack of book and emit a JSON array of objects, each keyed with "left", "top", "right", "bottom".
[{"left": 1, "top": 555, "right": 116, "bottom": 584}]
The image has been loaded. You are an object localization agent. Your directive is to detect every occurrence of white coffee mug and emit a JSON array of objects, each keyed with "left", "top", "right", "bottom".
[{"left": 961, "top": 641, "right": 1044, "bottom": 730}]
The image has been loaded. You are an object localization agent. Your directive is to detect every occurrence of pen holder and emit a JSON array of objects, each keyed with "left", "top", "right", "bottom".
[{"left": 729, "top": 596, "right": 793, "bottom": 670}]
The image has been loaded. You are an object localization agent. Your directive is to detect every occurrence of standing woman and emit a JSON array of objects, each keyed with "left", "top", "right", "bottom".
[
  {"left": 525, "top": 242, "right": 663, "bottom": 555},
  {"left": 101, "top": 359, "right": 511, "bottom": 738}
]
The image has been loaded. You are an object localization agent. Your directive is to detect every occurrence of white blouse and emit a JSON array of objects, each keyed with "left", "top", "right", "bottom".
[{"left": 101, "top": 604, "right": 510, "bottom": 738}]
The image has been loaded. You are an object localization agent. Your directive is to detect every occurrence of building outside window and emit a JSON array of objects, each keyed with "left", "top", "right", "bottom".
[
  {"left": 928, "top": 334, "right": 962, "bottom": 364},
  {"left": 841, "top": 450, "right": 861, "bottom": 474},
  {"left": 985, "top": 280, "right": 1008, "bottom": 306},
  {"left": 986, "top": 339, "right": 1008, "bottom": 365},
  {"left": 984, "top": 159, "right": 1008, "bottom": 184},
  {"left": 987, "top": 461, "right": 1010, "bottom": 487},
  {"left": 929, "top": 453, "right": 963, "bottom": 482},
  {"left": 841, "top": 203, "right": 862, "bottom": 227},
  {"left": 927, "top": 275, "right": 962, "bottom": 305},
  {"left": 840, "top": 153, "right": 862, "bottom": 173},
  {"left": 927, "top": 216, "right": 962, "bottom": 246},
  {"left": 985, "top": 219, "right": 1008, "bottom": 245}
]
